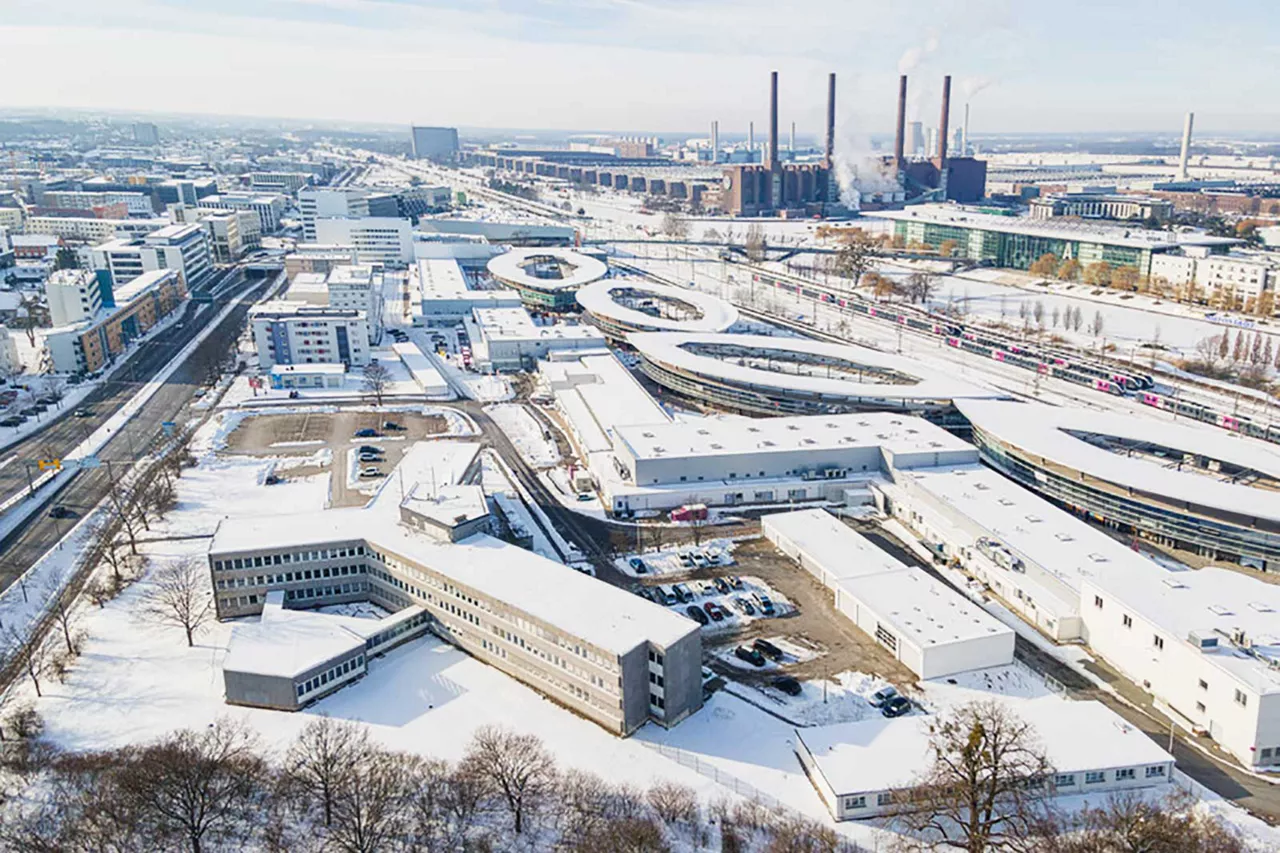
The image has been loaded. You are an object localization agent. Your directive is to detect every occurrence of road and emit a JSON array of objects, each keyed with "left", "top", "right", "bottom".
[{"left": 0, "top": 273, "right": 273, "bottom": 590}]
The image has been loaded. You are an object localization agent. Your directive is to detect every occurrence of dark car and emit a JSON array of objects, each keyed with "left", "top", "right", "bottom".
[
  {"left": 685, "top": 605, "right": 709, "bottom": 626},
  {"left": 358, "top": 445, "right": 384, "bottom": 455},
  {"left": 0, "top": 417, "right": 24, "bottom": 427},
  {"left": 734, "top": 645, "right": 767, "bottom": 667},
  {"left": 713, "top": 577, "right": 730, "bottom": 595},
  {"left": 48, "top": 505, "right": 75, "bottom": 520},
  {"left": 772, "top": 676, "right": 803, "bottom": 696},
  {"left": 753, "top": 638, "right": 784, "bottom": 661},
  {"left": 703, "top": 602, "right": 724, "bottom": 622},
  {"left": 354, "top": 428, "right": 380, "bottom": 438},
  {"left": 74, "top": 408, "right": 93, "bottom": 418},
  {"left": 733, "top": 596, "right": 755, "bottom": 616},
  {"left": 882, "top": 695, "right": 913, "bottom": 718},
  {"left": 628, "top": 557, "right": 647, "bottom": 574},
  {"left": 384, "top": 421, "right": 406, "bottom": 431},
  {"left": 728, "top": 575, "right": 744, "bottom": 589}
]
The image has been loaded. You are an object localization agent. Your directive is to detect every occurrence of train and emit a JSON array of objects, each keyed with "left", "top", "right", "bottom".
[{"left": 746, "top": 270, "right": 1280, "bottom": 445}]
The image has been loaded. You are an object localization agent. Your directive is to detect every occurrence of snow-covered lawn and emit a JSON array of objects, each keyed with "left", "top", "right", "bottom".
[
  {"left": 486, "top": 403, "right": 560, "bottom": 468},
  {"left": 727, "top": 670, "right": 896, "bottom": 727}
]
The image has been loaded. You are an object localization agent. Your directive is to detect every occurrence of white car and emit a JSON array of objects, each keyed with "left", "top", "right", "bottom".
[{"left": 359, "top": 466, "right": 383, "bottom": 479}]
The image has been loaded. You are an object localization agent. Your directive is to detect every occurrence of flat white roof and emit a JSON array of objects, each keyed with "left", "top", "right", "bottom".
[
  {"left": 763, "top": 508, "right": 909, "bottom": 580},
  {"left": 798, "top": 698, "right": 1172, "bottom": 795},
  {"left": 957, "top": 399, "right": 1280, "bottom": 524},
  {"left": 402, "top": 483, "right": 489, "bottom": 529},
  {"left": 615, "top": 412, "right": 973, "bottom": 463},
  {"left": 474, "top": 307, "right": 605, "bottom": 342},
  {"left": 629, "top": 332, "right": 997, "bottom": 403},
  {"left": 840, "top": 568, "right": 1011, "bottom": 648},
  {"left": 540, "top": 351, "right": 671, "bottom": 446},
  {"left": 486, "top": 248, "right": 607, "bottom": 291},
  {"left": 575, "top": 279, "right": 739, "bottom": 333},
  {"left": 270, "top": 363, "right": 346, "bottom": 375},
  {"left": 328, "top": 264, "right": 377, "bottom": 286}
]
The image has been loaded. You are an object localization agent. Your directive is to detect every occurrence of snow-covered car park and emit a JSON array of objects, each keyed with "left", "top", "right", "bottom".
[
  {"left": 614, "top": 538, "right": 737, "bottom": 577},
  {"left": 630, "top": 573, "right": 790, "bottom": 633}
]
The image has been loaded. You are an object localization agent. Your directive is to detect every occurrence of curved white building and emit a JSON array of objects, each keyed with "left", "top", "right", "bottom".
[
  {"left": 957, "top": 399, "right": 1280, "bottom": 570},
  {"left": 630, "top": 332, "right": 997, "bottom": 416},
  {"left": 575, "top": 279, "right": 739, "bottom": 341},
  {"left": 486, "top": 248, "right": 608, "bottom": 311}
]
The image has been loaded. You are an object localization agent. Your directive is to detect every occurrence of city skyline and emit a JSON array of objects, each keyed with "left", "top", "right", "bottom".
[{"left": 3, "top": 0, "right": 1279, "bottom": 135}]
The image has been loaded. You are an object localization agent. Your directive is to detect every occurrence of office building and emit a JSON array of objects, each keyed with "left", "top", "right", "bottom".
[
  {"left": 410, "top": 126, "right": 460, "bottom": 160},
  {"left": 469, "top": 307, "right": 606, "bottom": 372},
  {"left": 315, "top": 217, "right": 413, "bottom": 266},
  {"left": 247, "top": 172, "right": 312, "bottom": 194},
  {"left": 44, "top": 269, "right": 187, "bottom": 373},
  {"left": 132, "top": 122, "right": 160, "bottom": 146},
  {"left": 197, "top": 192, "right": 286, "bottom": 234},
  {"left": 250, "top": 301, "right": 371, "bottom": 368},
  {"left": 1150, "top": 248, "right": 1279, "bottom": 311},
  {"left": 42, "top": 190, "right": 153, "bottom": 217},
  {"left": 1029, "top": 192, "right": 1173, "bottom": 223},
  {"left": 27, "top": 215, "right": 168, "bottom": 243},
  {"left": 285, "top": 246, "right": 357, "bottom": 280},
  {"left": 153, "top": 179, "right": 218, "bottom": 208},
  {"left": 90, "top": 223, "right": 214, "bottom": 289},
  {"left": 575, "top": 280, "right": 738, "bottom": 342},
  {"left": 298, "top": 188, "right": 370, "bottom": 241},
  {"left": 486, "top": 247, "right": 608, "bottom": 311},
  {"left": 416, "top": 258, "right": 522, "bottom": 322},
  {"left": 46, "top": 268, "right": 106, "bottom": 327}
]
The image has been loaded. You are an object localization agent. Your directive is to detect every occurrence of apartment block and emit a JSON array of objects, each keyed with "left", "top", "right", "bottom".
[
  {"left": 250, "top": 301, "right": 371, "bottom": 368},
  {"left": 44, "top": 269, "right": 187, "bottom": 373},
  {"left": 197, "top": 192, "right": 286, "bottom": 233},
  {"left": 90, "top": 222, "right": 213, "bottom": 289},
  {"left": 45, "top": 267, "right": 106, "bottom": 327}
]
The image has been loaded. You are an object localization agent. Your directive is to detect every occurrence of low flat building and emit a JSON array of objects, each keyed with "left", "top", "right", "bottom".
[
  {"left": 399, "top": 483, "right": 491, "bottom": 542},
  {"left": 486, "top": 247, "right": 608, "bottom": 311},
  {"left": 391, "top": 341, "right": 450, "bottom": 398},
  {"left": 1029, "top": 192, "right": 1173, "bottom": 223},
  {"left": 268, "top": 363, "right": 346, "bottom": 390},
  {"left": 795, "top": 698, "right": 1174, "bottom": 821},
  {"left": 763, "top": 509, "right": 1013, "bottom": 678},
  {"left": 470, "top": 307, "right": 606, "bottom": 372},
  {"left": 416, "top": 258, "right": 522, "bottom": 322}
]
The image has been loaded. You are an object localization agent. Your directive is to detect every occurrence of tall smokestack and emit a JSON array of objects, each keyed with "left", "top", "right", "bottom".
[
  {"left": 962, "top": 102, "right": 970, "bottom": 156},
  {"left": 937, "top": 74, "right": 952, "bottom": 165},
  {"left": 711, "top": 120, "right": 719, "bottom": 163},
  {"left": 825, "top": 72, "right": 836, "bottom": 168},
  {"left": 1179, "top": 112, "right": 1194, "bottom": 180},
  {"left": 893, "top": 74, "right": 907, "bottom": 166},
  {"left": 749, "top": 121, "right": 754, "bottom": 153},
  {"left": 769, "top": 70, "right": 780, "bottom": 171},
  {"left": 790, "top": 121, "right": 796, "bottom": 154}
]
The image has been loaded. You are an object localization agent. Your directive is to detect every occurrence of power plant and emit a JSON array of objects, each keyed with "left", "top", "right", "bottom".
[{"left": 889, "top": 73, "right": 987, "bottom": 204}]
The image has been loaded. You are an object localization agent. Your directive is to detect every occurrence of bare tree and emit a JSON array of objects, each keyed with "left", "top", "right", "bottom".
[
  {"left": 362, "top": 360, "right": 391, "bottom": 407},
  {"left": 327, "top": 747, "right": 417, "bottom": 853},
  {"left": 744, "top": 223, "right": 767, "bottom": 262},
  {"left": 138, "top": 558, "right": 213, "bottom": 647},
  {"left": 832, "top": 230, "right": 877, "bottom": 288},
  {"left": 42, "top": 577, "right": 80, "bottom": 657},
  {"left": 285, "top": 715, "right": 368, "bottom": 828},
  {"left": 116, "top": 720, "right": 268, "bottom": 853},
  {"left": 1035, "top": 790, "right": 1245, "bottom": 853},
  {"left": 15, "top": 293, "right": 47, "bottom": 349},
  {"left": 893, "top": 700, "right": 1053, "bottom": 852},
  {"left": 661, "top": 212, "right": 690, "bottom": 240},
  {"left": 104, "top": 474, "right": 145, "bottom": 555},
  {"left": 1, "top": 624, "right": 55, "bottom": 698},
  {"left": 459, "top": 725, "right": 556, "bottom": 835},
  {"left": 1032, "top": 301, "right": 1045, "bottom": 330},
  {"left": 1050, "top": 305, "right": 1060, "bottom": 328},
  {"left": 647, "top": 780, "right": 698, "bottom": 825},
  {"left": 905, "top": 271, "right": 938, "bottom": 306}
]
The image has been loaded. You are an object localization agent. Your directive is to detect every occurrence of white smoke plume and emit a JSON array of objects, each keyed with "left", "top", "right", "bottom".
[
  {"left": 833, "top": 123, "right": 899, "bottom": 210},
  {"left": 961, "top": 76, "right": 995, "bottom": 99},
  {"left": 897, "top": 35, "right": 939, "bottom": 74}
]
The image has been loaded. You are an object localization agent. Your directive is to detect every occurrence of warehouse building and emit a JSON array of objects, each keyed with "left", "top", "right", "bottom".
[
  {"left": 469, "top": 307, "right": 606, "bottom": 372},
  {"left": 796, "top": 698, "right": 1174, "bottom": 821},
  {"left": 763, "top": 509, "right": 1013, "bottom": 679},
  {"left": 416, "top": 258, "right": 522, "bottom": 323}
]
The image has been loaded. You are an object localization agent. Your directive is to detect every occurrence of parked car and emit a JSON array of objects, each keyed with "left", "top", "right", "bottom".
[
  {"left": 753, "top": 592, "right": 776, "bottom": 616},
  {"left": 713, "top": 577, "right": 730, "bottom": 595},
  {"left": 358, "top": 452, "right": 383, "bottom": 463},
  {"left": 384, "top": 421, "right": 406, "bottom": 431},
  {"left": 0, "top": 417, "right": 24, "bottom": 427},
  {"left": 630, "top": 585, "right": 652, "bottom": 602},
  {"left": 869, "top": 686, "right": 899, "bottom": 708},
  {"left": 48, "top": 505, "right": 75, "bottom": 520},
  {"left": 20, "top": 407, "right": 40, "bottom": 417},
  {"left": 727, "top": 575, "right": 744, "bottom": 589},
  {"left": 576, "top": 493, "right": 594, "bottom": 502},
  {"left": 358, "top": 466, "right": 383, "bottom": 478},
  {"left": 772, "top": 676, "right": 803, "bottom": 697},
  {"left": 628, "top": 557, "right": 647, "bottom": 574},
  {"left": 698, "top": 581, "right": 715, "bottom": 597},
  {"left": 354, "top": 428, "right": 380, "bottom": 438},
  {"left": 655, "top": 585, "right": 678, "bottom": 606},
  {"left": 672, "top": 583, "right": 693, "bottom": 603},
  {"left": 732, "top": 596, "right": 755, "bottom": 616},
  {"left": 691, "top": 552, "right": 708, "bottom": 569},
  {"left": 753, "top": 638, "right": 784, "bottom": 662},
  {"left": 882, "top": 695, "right": 913, "bottom": 718},
  {"left": 288, "top": 390, "right": 301, "bottom": 399},
  {"left": 734, "top": 646, "right": 767, "bottom": 667},
  {"left": 701, "top": 602, "right": 723, "bottom": 622},
  {"left": 73, "top": 408, "right": 93, "bottom": 418},
  {"left": 357, "top": 445, "right": 383, "bottom": 455},
  {"left": 678, "top": 551, "right": 694, "bottom": 568},
  {"left": 685, "top": 605, "right": 709, "bottom": 626}
]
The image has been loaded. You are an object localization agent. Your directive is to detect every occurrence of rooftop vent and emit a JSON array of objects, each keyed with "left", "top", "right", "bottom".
[
  {"left": 710, "top": 443, "right": 723, "bottom": 450},
  {"left": 1208, "top": 604, "right": 1233, "bottom": 616},
  {"left": 1026, "top": 515, "right": 1043, "bottom": 523},
  {"left": 975, "top": 483, "right": 989, "bottom": 490},
  {"left": 998, "top": 498, "right": 1014, "bottom": 506},
  {"left": 1249, "top": 601, "right": 1275, "bottom": 613},
  {"left": 1087, "top": 553, "right": 1108, "bottom": 563},
  {"left": 1162, "top": 577, "right": 1187, "bottom": 589}
]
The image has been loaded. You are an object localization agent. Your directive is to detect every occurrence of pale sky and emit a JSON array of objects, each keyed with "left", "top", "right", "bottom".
[{"left": 2, "top": 0, "right": 1278, "bottom": 136}]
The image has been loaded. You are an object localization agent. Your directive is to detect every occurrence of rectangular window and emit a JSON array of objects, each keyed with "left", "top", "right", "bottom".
[
  {"left": 1093, "top": 595, "right": 1103, "bottom": 609},
  {"left": 1054, "top": 774, "right": 1076, "bottom": 787},
  {"left": 1145, "top": 765, "right": 1166, "bottom": 778},
  {"left": 876, "top": 792, "right": 893, "bottom": 806},
  {"left": 1153, "top": 635, "right": 1164, "bottom": 650},
  {"left": 1115, "top": 768, "right": 1135, "bottom": 781},
  {"left": 844, "top": 796, "right": 866, "bottom": 810},
  {"left": 1199, "top": 679, "right": 1208, "bottom": 691},
  {"left": 1234, "top": 690, "right": 1247, "bottom": 707},
  {"left": 1085, "top": 771, "right": 1106, "bottom": 784},
  {"left": 1122, "top": 614, "right": 1132, "bottom": 628},
  {"left": 1196, "top": 701, "right": 1206, "bottom": 713}
]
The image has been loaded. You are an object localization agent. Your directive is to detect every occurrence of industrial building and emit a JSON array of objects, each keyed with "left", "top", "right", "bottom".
[
  {"left": 486, "top": 247, "right": 609, "bottom": 311},
  {"left": 45, "top": 269, "right": 188, "bottom": 373},
  {"left": 468, "top": 307, "right": 606, "bottom": 372},
  {"left": 1029, "top": 192, "right": 1173, "bottom": 223},
  {"left": 763, "top": 509, "right": 1014, "bottom": 679},
  {"left": 207, "top": 440, "right": 703, "bottom": 734},
  {"left": 796, "top": 698, "right": 1174, "bottom": 821},
  {"left": 574, "top": 280, "right": 738, "bottom": 342},
  {"left": 415, "top": 258, "right": 522, "bottom": 322},
  {"left": 629, "top": 332, "right": 996, "bottom": 417},
  {"left": 957, "top": 399, "right": 1280, "bottom": 571},
  {"left": 877, "top": 204, "right": 1237, "bottom": 276},
  {"left": 888, "top": 74, "right": 988, "bottom": 204}
]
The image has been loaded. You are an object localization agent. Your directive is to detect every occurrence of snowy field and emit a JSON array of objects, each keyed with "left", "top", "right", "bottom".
[{"left": 486, "top": 403, "right": 560, "bottom": 468}]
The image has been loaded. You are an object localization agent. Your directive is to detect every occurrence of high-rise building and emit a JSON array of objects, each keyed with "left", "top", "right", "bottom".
[
  {"left": 132, "top": 122, "right": 160, "bottom": 146},
  {"left": 46, "top": 268, "right": 106, "bottom": 327},
  {"left": 410, "top": 126, "right": 459, "bottom": 160},
  {"left": 90, "top": 223, "right": 213, "bottom": 289}
]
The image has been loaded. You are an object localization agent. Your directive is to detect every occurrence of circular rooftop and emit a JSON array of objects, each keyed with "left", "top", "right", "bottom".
[
  {"left": 630, "top": 332, "right": 997, "bottom": 407},
  {"left": 576, "top": 279, "right": 739, "bottom": 336},
  {"left": 486, "top": 248, "right": 608, "bottom": 293}
]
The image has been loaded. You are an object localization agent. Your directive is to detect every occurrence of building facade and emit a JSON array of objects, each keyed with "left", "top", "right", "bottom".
[
  {"left": 44, "top": 269, "right": 187, "bottom": 373},
  {"left": 315, "top": 217, "right": 413, "bottom": 266},
  {"left": 197, "top": 193, "right": 286, "bottom": 234},
  {"left": 90, "top": 223, "right": 213, "bottom": 289},
  {"left": 45, "top": 267, "right": 106, "bottom": 327},
  {"left": 410, "top": 126, "right": 460, "bottom": 160},
  {"left": 250, "top": 301, "right": 371, "bottom": 368}
]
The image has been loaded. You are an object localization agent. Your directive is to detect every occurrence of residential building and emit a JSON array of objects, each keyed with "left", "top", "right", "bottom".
[
  {"left": 197, "top": 193, "right": 286, "bottom": 234},
  {"left": 44, "top": 269, "right": 187, "bottom": 373},
  {"left": 0, "top": 326, "right": 21, "bottom": 377},
  {"left": 46, "top": 268, "right": 106, "bottom": 327},
  {"left": 0, "top": 205, "right": 26, "bottom": 234},
  {"left": 90, "top": 223, "right": 214, "bottom": 289},
  {"left": 326, "top": 264, "right": 383, "bottom": 340},
  {"left": 42, "top": 190, "right": 153, "bottom": 217},
  {"left": 315, "top": 217, "right": 413, "bottom": 266},
  {"left": 10, "top": 234, "right": 62, "bottom": 262},
  {"left": 26, "top": 216, "right": 168, "bottom": 243},
  {"left": 410, "top": 126, "right": 459, "bottom": 160},
  {"left": 250, "top": 301, "right": 371, "bottom": 368}
]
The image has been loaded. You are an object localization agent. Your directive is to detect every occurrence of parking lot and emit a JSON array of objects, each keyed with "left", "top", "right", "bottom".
[{"left": 222, "top": 409, "right": 449, "bottom": 507}]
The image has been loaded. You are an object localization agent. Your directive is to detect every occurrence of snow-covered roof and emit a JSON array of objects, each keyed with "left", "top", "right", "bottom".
[
  {"left": 486, "top": 248, "right": 607, "bottom": 292},
  {"left": 270, "top": 363, "right": 346, "bottom": 376},
  {"left": 615, "top": 412, "right": 975, "bottom": 463},
  {"left": 417, "top": 258, "right": 470, "bottom": 297},
  {"left": 402, "top": 483, "right": 489, "bottom": 529},
  {"left": 797, "top": 698, "right": 1173, "bottom": 796},
  {"left": 575, "top": 280, "right": 738, "bottom": 333},
  {"left": 839, "top": 568, "right": 1012, "bottom": 649},
  {"left": 763, "top": 508, "right": 909, "bottom": 581},
  {"left": 473, "top": 307, "right": 605, "bottom": 342},
  {"left": 956, "top": 400, "right": 1280, "bottom": 525},
  {"left": 110, "top": 269, "right": 180, "bottom": 305},
  {"left": 628, "top": 332, "right": 997, "bottom": 404}
]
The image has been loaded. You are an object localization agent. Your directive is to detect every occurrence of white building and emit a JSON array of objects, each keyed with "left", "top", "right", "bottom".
[
  {"left": 327, "top": 264, "right": 383, "bottom": 339},
  {"left": 197, "top": 193, "right": 286, "bottom": 234},
  {"left": 42, "top": 190, "right": 154, "bottom": 217},
  {"left": 415, "top": 258, "right": 521, "bottom": 322},
  {"left": 795, "top": 698, "right": 1174, "bottom": 821},
  {"left": 1150, "top": 247, "right": 1279, "bottom": 308},
  {"left": 315, "top": 217, "right": 413, "bottom": 266},
  {"left": 90, "top": 223, "right": 213, "bottom": 289},
  {"left": 470, "top": 307, "right": 606, "bottom": 372},
  {"left": 763, "top": 509, "right": 1014, "bottom": 678},
  {"left": 46, "top": 268, "right": 103, "bottom": 327},
  {"left": 391, "top": 342, "right": 450, "bottom": 398},
  {"left": 26, "top": 216, "right": 168, "bottom": 243},
  {"left": 251, "top": 301, "right": 371, "bottom": 368},
  {"left": 298, "top": 188, "right": 371, "bottom": 242},
  {"left": 0, "top": 326, "right": 21, "bottom": 377},
  {"left": 247, "top": 172, "right": 312, "bottom": 194}
]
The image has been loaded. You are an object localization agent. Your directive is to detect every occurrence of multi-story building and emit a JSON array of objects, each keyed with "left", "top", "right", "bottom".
[
  {"left": 44, "top": 269, "right": 187, "bottom": 373},
  {"left": 206, "top": 480, "right": 702, "bottom": 733},
  {"left": 153, "top": 179, "right": 218, "bottom": 208},
  {"left": 10, "top": 234, "right": 62, "bottom": 262},
  {"left": 1029, "top": 193, "right": 1173, "bottom": 223},
  {"left": 0, "top": 326, "right": 21, "bottom": 377},
  {"left": 410, "top": 126, "right": 459, "bottom": 160},
  {"left": 247, "top": 172, "right": 312, "bottom": 194},
  {"left": 298, "top": 188, "right": 370, "bottom": 241},
  {"left": 90, "top": 223, "right": 214, "bottom": 289},
  {"left": 315, "top": 217, "right": 413, "bottom": 266},
  {"left": 285, "top": 246, "right": 357, "bottom": 280},
  {"left": 42, "top": 190, "right": 154, "bottom": 217},
  {"left": 132, "top": 122, "right": 160, "bottom": 146},
  {"left": 168, "top": 204, "right": 258, "bottom": 261},
  {"left": 26, "top": 215, "right": 168, "bottom": 243},
  {"left": 250, "top": 301, "right": 371, "bottom": 368},
  {"left": 1152, "top": 248, "right": 1279, "bottom": 311},
  {"left": 46, "top": 268, "right": 106, "bottom": 327},
  {"left": 197, "top": 192, "right": 286, "bottom": 234},
  {"left": 326, "top": 264, "right": 383, "bottom": 340},
  {"left": 470, "top": 306, "right": 606, "bottom": 372}
]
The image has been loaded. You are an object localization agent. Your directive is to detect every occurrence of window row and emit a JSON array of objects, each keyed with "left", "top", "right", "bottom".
[{"left": 296, "top": 654, "right": 365, "bottom": 699}]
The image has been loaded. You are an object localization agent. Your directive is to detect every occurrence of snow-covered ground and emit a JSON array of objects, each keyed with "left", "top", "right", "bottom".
[
  {"left": 486, "top": 403, "right": 560, "bottom": 468},
  {"left": 613, "top": 538, "right": 739, "bottom": 577},
  {"left": 726, "top": 669, "right": 896, "bottom": 727}
]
